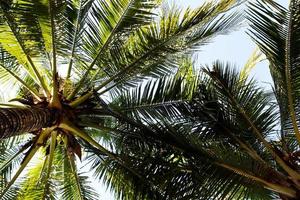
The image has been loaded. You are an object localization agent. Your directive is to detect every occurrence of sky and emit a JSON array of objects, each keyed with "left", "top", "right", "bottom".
[
  {"left": 180, "top": 0, "right": 287, "bottom": 90},
  {"left": 96, "top": 0, "right": 288, "bottom": 199}
]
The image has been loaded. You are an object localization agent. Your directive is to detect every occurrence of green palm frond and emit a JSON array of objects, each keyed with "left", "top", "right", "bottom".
[
  {"left": 0, "top": 136, "right": 32, "bottom": 187},
  {"left": 0, "top": 145, "right": 40, "bottom": 199},
  {"left": 1, "top": 0, "right": 286, "bottom": 199},
  {"left": 33, "top": 0, "right": 71, "bottom": 57},
  {"left": 203, "top": 62, "right": 278, "bottom": 146},
  {"left": 84, "top": 60, "right": 300, "bottom": 199},
  {"left": 16, "top": 135, "right": 99, "bottom": 200},
  {"left": 87, "top": 119, "right": 279, "bottom": 200},
  {"left": 247, "top": 0, "right": 300, "bottom": 144},
  {"left": 69, "top": 0, "right": 242, "bottom": 107},
  {"left": 83, "top": 0, "right": 160, "bottom": 59},
  {"left": 91, "top": 155, "right": 164, "bottom": 200},
  {"left": 0, "top": 0, "right": 47, "bottom": 57},
  {"left": 17, "top": 148, "right": 56, "bottom": 200},
  {"left": 106, "top": 58, "right": 197, "bottom": 124},
  {"left": 0, "top": 0, "right": 50, "bottom": 96},
  {"left": 103, "top": 1, "right": 240, "bottom": 82},
  {"left": 202, "top": 62, "right": 300, "bottom": 179},
  {"left": 240, "top": 48, "right": 264, "bottom": 81},
  {"left": 67, "top": 0, "right": 161, "bottom": 99},
  {"left": 65, "top": 0, "right": 96, "bottom": 79},
  {"left": 61, "top": 152, "right": 99, "bottom": 200},
  {"left": 0, "top": 48, "right": 41, "bottom": 100}
]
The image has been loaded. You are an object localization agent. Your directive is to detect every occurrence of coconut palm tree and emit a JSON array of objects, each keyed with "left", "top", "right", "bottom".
[
  {"left": 95, "top": 0, "right": 300, "bottom": 199},
  {"left": 0, "top": 0, "right": 241, "bottom": 199}
]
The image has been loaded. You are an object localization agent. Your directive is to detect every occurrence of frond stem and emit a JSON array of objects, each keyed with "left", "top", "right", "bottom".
[
  {"left": 0, "top": 9, "right": 50, "bottom": 97},
  {"left": 208, "top": 71, "right": 300, "bottom": 180},
  {"left": 59, "top": 119, "right": 113, "bottom": 156},
  {"left": 0, "top": 142, "right": 31, "bottom": 172},
  {"left": 42, "top": 131, "right": 57, "bottom": 200},
  {"left": 0, "top": 103, "right": 29, "bottom": 108},
  {"left": 284, "top": 1, "right": 300, "bottom": 145},
  {"left": 0, "top": 145, "right": 40, "bottom": 198},
  {"left": 59, "top": 119, "right": 145, "bottom": 180},
  {"left": 0, "top": 64, "right": 41, "bottom": 101},
  {"left": 68, "top": 153, "right": 84, "bottom": 200},
  {"left": 49, "top": 0, "right": 61, "bottom": 109},
  {"left": 66, "top": 0, "right": 83, "bottom": 80},
  {"left": 67, "top": 0, "right": 136, "bottom": 100},
  {"left": 216, "top": 162, "right": 297, "bottom": 198}
]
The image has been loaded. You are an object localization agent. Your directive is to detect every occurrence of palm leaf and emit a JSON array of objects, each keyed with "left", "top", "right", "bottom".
[
  {"left": 68, "top": 0, "right": 160, "bottom": 99},
  {"left": 240, "top": 48, "right": 264, "bottom": 81},
  {"left": 247, "top": 0, "right": 300, "bottom": 144},
  {"left": 61, "top": 151, "right": 99, "bottom": 200},
  {"left": 87, "top": 120, "right": 279, "bottom": 199},
  {"left": 0, "top": 0, "right": 50, "bottom": 96},
  {"left": 70, "top": 0, "right": 242, "bottom": 107},
  {"left": 0, "top": 50, "right": 41, "bottom": 100}
]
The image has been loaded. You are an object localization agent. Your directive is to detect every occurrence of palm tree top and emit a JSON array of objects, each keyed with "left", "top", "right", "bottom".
[
  {"left": 2, "top": 0, "right": 300, "bottom": 199},
  {"left": 0, "top": 0, "right": 243, "bottom": 199}
]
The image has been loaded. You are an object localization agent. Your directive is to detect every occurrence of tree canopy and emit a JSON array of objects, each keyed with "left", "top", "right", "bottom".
[{"left": 1, "top": 0, "right": 300, "bottom": 199}]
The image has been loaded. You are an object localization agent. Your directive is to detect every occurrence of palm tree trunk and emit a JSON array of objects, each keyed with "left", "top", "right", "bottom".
[{"left": 0, "top": 107, "right": 58, "bottom": 138}]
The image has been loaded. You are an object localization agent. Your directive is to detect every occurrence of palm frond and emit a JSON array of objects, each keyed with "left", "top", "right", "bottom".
[
  {"left": 97, "top": 1, "right": 241, "bottom": 87},
  {"left": 68, "top": 0, "right": 160, "bottom": 99},
  {"left": 0, "top": 137, "right": 32, "bottom": 199},
  {"left": 203, "top": 61, "right": 300, "bottom": 180},
  {"left": 106, "top": 60, "right": 198, "bottom": 124},
  {"left": 17, "top": 148, "right": 55, "bottom": 200},
  {"left": 0, "top": 145, "right": 40, "bottom": 199},
  {"left": 87, "top": 120, "right": 278, "bottom": 200},
  {"left": 0, "top": 46, "right": 45, "bottom": 101},
  {"left": 65, "top": 0, "right": 96, "bottom": 79},
  {"left": 0, "top": 0, "right": 50, "bottom": 96},
  {"left": 240, "top": 48, "right": 264, "bottom": 81},
  {"left": 69, "top": 0, "right": 242, "bottom": 107},
  {"left": 61, "top": 151, "right": 99, "bottom": 200},
  {"left": 247, "top": 0, "right": 300, "bottom": 144}
]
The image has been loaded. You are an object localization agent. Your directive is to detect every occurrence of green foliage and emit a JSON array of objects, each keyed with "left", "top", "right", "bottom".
[{"left": 3, "top": 0, "right": 292, "bottom": 199}]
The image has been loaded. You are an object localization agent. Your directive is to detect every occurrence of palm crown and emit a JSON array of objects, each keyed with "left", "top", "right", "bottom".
[
  {"left": 0, "top": 0, "right": 243, "bottom": 199},
  {"left": 2, "top": 0, "right": 300, "bottom": 199}
]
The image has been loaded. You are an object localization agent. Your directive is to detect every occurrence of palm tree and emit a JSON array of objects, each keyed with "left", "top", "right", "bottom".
[
  {"left": 95, "top": 0, "right": 300, "bottom": 199},
  {"left": 0, "top": 0, "right": 241, "bottom": 199}
]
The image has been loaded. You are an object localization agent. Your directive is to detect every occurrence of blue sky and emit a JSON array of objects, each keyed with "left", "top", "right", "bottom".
[
  {"left": 180, "top": 0, "right": 287, "bottom": 90},
  {"left": 95, "top": 0, "right": 288, "bottom": 199}
]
